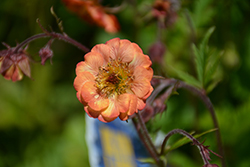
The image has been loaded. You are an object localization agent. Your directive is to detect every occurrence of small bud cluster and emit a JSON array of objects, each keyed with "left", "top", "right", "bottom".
[{"left": 0, "top": 43, "right": 31, "bottom": 82}]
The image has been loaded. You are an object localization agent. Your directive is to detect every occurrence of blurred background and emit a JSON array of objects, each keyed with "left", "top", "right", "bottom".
[{"left": 0, "top": 0, "right": 250, "bottom": 167}]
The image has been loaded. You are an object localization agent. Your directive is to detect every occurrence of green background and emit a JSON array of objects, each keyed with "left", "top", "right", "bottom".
[{"left": 0, "top": 0, "right": 250, "bottom": 167}]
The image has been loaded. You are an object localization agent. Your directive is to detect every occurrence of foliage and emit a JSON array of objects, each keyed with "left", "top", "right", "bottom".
[{"left": 1, "top": 0, "right": 250, "bottom": 167}]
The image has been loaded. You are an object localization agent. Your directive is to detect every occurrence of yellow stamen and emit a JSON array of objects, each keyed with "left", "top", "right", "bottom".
[{"left": 95, "top": 59, "right": 133, "bottom": 97}]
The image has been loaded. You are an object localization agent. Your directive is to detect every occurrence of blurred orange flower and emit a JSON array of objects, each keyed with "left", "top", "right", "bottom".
[
  {"left": 62, "top": 0, "right": 120, "bottom": 33},
  {"left": 74, "top": 38, "right": 153, "bottom": 122}
]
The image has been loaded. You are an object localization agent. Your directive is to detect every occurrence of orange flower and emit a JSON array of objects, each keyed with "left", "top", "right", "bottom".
[
  {"left": 74, "top": 38, "right": 153, "bottom": 122},
  {"left": 62, "top": 0, "right": 120, "bottom": 33}
]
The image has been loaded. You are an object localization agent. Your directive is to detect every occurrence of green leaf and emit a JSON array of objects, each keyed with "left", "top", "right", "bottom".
[
  {"left": 162, "top": 128, "right": 218, "bottom": 155},
  {"left": 193, "top": 26, "right": 215, "bottom": 87},
  {"left": 193, "top": 44, "right": 203, "bottom": 83},
  {"left": 171, "top": 66, "right": 202, "bottom": 88}
]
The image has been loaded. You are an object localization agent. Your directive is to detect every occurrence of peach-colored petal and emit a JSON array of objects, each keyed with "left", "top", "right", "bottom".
[
  {"left": 117, "top": 39, "right": 135, "bottom": 63},
  {"left": 80, "top": 81, "right": 98, "bottom": 103},
  {"left": 119, "top": 112, "right": 129, "bottom": 121},
  {"left": 91, "top": 44, "right": 113, "bottom": 63},
  {"left": 100, "top": 100, "right": 120, "bottom": 122},
  {"left": 131, "top": 43, "right": 143, "bottom": 53},
  {"left": 105, "top": 38, "right": 120, "bottom": 59},
  {"left": 81, "top": 52, "right": 104, "bottom": 75},
  {"left": 133, "top": 66, "right": 153, "bottom": 81},
  {"left": 84, "top": 106, "right": 101, "bottom": 118},
  {"left": 117, "top": 93, "right": 138, "bottom": 115},
  {"left": 74, "top": 71, "right": 95, "bottom": 91},
  {"left": 131, "top": 67, "right": 153, "bottom": 98},
  {"left": 88, "top": 95, "right": 109, "bottom": 111},
  {"left": 131, "top": 81, "right": 151, "bottom": 98},
  {"left": 97, "top": 114, "right": 108, "bottom": 123},
  {"left": 137, "top": 98, "right": 146, "bottom": 111},
  {"left": 84, "top": 51, "right": 104, "bottom": 69},
  {"left": 143, "top": 85, "right": 154, "bottom": 100},
  {"left": 129, "top": 53, "right": 152, "bottom": 70},
  {"left": 76, "top": 91, "right": 84, "bottom": 104}
]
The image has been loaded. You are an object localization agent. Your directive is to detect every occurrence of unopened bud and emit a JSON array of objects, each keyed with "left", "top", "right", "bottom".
[
  {"left": 39, "top": 44, "right": 53, "bottom": 65},
  {"left": 148, "top": 41, "right": 166, "bottom": 64},
  {"left": 0, "top": 43, "right": 31, "bottom": 82}
]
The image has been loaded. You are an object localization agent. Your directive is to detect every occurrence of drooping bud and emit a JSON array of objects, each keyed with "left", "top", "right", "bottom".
[
  {"left": 152, "top": 0, "right": 180, "bottom": 28},
  {"left": 39, "top": 43, "right": 53, "bottom": 65},
  {"left": 148, "top": 41, "right": 166, "bottom": 64},
  {"left": 0, "top": 43, "right": 31, "bottom": 82}
]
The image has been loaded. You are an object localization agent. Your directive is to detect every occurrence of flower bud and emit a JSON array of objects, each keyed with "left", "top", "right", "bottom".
[
  {"left": 152, "top": 0, "right": 179, "bottom": 28},
  {"left": 148, "top": 41, "right": 166, "bottom": 64},
  {"left": 0, "top": 44, "right": 31, "bottom": 82},
  {"left": 39, "top": 44, "right": 53, "bottom": 65}
]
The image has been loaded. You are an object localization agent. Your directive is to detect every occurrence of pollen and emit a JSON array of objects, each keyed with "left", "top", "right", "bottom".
[{"left": 95, "top": 59, "right": 133, "bottom": 97}]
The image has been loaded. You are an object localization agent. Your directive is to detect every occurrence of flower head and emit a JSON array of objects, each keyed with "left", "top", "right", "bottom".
[
  {"left": 62, "top": 0, "right": 120, "bottom": 33},
  {"left": 74, "top": 38, "right": 153, "bottom": 122},
  {"left": 152, "top": 0, "right": 179, "bottom": 28},
  {"left": 0, "top": 43, "right": 31, "bottom": 82}
]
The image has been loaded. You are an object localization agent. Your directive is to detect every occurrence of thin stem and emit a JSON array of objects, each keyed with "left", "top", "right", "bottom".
[
  {"left": 14, "top": 32, "right": 90, "bottom": 53},
  {"left": 132, "top": 113, "right": 164, "bottom": 167},
  {"left": 160, "top": 129, "right": 210, "bottom": 165},
  {"left": 159, "top": 78, "right": 225, "bottom": 167}
]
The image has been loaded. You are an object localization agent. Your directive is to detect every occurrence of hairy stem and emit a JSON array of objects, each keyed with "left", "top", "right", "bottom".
[
  {"left": 160, "top": 129, "right": 210, "bottom": 165},
  {"left": 132, "top": 113, "right": 164, "bottom": 167},
  {"left": 14, "top": 32, "right": 90, "bottom": 53},
  {"left": 159, "top": 78, "right": 225, "bottom": 167}
]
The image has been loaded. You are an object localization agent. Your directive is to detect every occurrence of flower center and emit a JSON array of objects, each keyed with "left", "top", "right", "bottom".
[{"left": 95, "top": 59, "right": 133, "bottom": 97}]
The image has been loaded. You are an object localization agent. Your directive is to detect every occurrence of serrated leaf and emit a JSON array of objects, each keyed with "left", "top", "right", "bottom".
[
  {"left": 193, "top": 27, "right": 215, "bottom": 87},
  {"left": 193, "top": 44, "right": 203, "bottom": 83},
  {"left": 205, "top": 50, "right": 222, "bottom": 86},
  {"left": 162, "top": 128, "right": 217, "bottom": 155},
  {"left": 200, "top": 26, "right": 215, "bottom": 52},
  {"left": 171, "top": 67, "right": 201, "bottom": 88}
]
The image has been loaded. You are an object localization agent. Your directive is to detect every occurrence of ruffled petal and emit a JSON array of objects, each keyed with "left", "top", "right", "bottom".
[
  {"left": 105, "top": 38, "right": 120, "bottom": 59},
  {"left": 88, "top": 95, "right": 109, "bottom": 111},
  {"left": 82, "top": 52, "right": 104, "bottom": 76},
  {"left": 100, "top": 100, "right": 120, "bottom": 122},
  {"left": 143, "top": 85, "right": 154, "bottom": 100},
  {"left": 80, "top": 81, "right": 98, "bottom": 104},
  {"left": 117, "top": 39, "right": 134, "bottom": 63},
  {"left": 131, "top": 67, "right": 153, "bottom": 98},
  {"left": 132, "top": 43, "right": 143, "bottom": 53},
  {"left": 91, "top": 44, "right": 113, "bottom": 63},
  {"left": 84, "top": 106, "right": 102, "bottom": 118},
  {"left": 117, "top": 93, "right": 137, "bottom": 114},
  {"left": 74, "top": 71, "right": 95, "bottom": 91},
  {"left": 137, "top": 98, "right": 146, "bottom": 111},
  {"left": 129, "top": 53, "right": 152, "bottom": 70},
  {"left": 133, "top": 66, "right": 153, "bottom": 81},
  {"left": 119, "top": 112, "right": 129, "bottom": 121},
  {"left": 76, "top": 61, "right": 99, "bottom": 76}
]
